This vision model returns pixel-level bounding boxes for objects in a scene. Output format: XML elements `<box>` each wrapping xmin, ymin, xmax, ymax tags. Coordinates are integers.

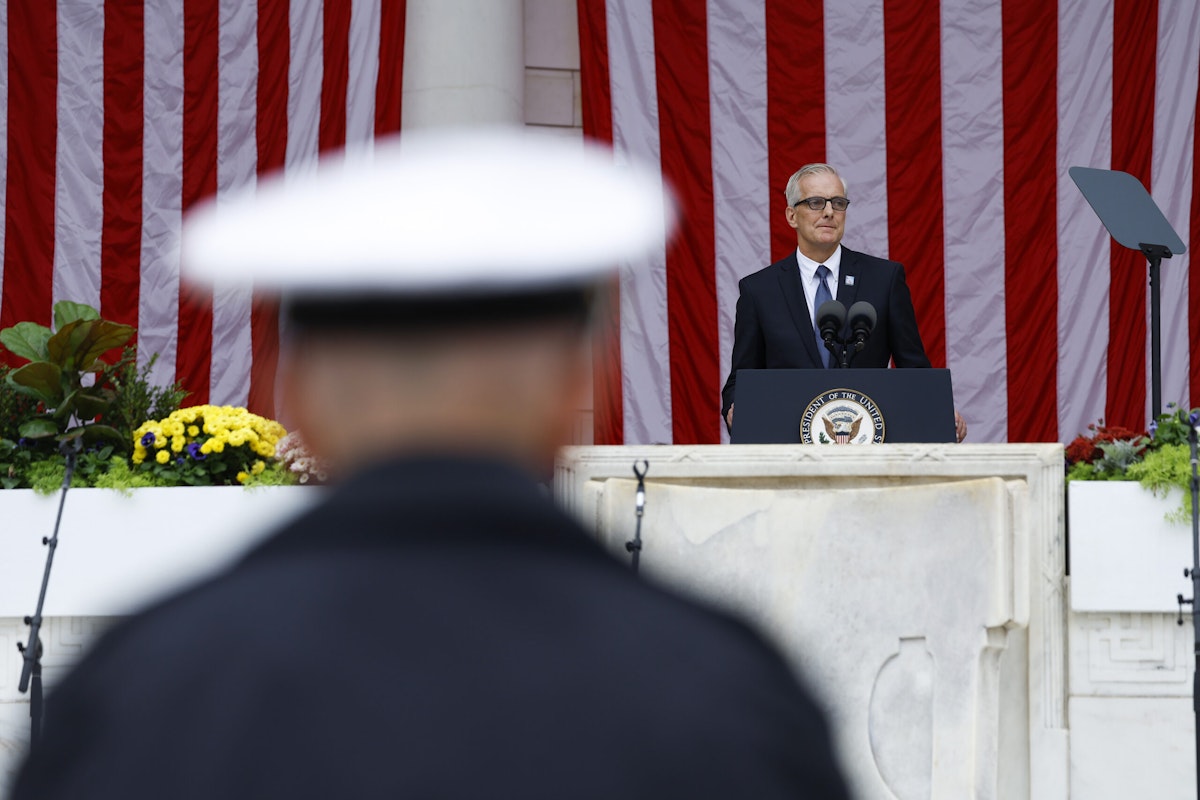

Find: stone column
<box><xmin>402</xmin><ymin>0</ymin><xmax>524</xmax><ymax>128</ymax></box>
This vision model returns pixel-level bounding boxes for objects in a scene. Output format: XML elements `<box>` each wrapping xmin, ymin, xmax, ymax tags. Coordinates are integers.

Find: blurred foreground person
<box><xmin>12</xmin><ymin>131</ymin><xmax>851</xmax><ymax>800</ymax></box>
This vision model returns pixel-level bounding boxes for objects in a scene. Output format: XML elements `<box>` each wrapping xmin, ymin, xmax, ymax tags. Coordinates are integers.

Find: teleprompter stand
<box><xmin>1069</xmin><ymin>166</ymin><xmax>1186</xmax><ymax>419</ymax></box>
<box><xmin>16</xmin><ymin>437</ymin><xmax>83</xmax><ymax>753</ymax></box>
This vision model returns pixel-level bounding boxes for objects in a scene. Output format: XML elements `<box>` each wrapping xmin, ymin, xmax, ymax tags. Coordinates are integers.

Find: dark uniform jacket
<box><xmin>13</xmin><ymin>456</ymin><xmax>851</xmax><ymax>799</ymax></box>
<box><xmin>722</xmin><ymin>247</ymin><xmax>931</xmax><ymax>420</ymax></box>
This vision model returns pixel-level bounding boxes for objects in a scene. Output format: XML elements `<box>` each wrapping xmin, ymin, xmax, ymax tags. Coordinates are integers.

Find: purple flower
<box><xmin>186</xmin><ymin>442</ymin><xmax>206</xmax><ymax>461</ymax></box>
<box><xmin>1191</xmin><ymin>411</ymin><xmax>1200</xmax><ymax>426</ymax></box>
<box><xmin>1149</xmin><ymin>420</ymin><xmax>1158</xmax><ymax>437</ymax></box>
<box><xmin>140</xmin><ymin>432</ymin><xmax>155</xmax><ymax>447</ymax></box>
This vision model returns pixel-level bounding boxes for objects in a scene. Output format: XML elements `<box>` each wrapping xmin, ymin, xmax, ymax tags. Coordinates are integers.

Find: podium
<box><xmin>555</xmin><ymin>443</ymin><xmax>1067</xmax><ymax>800</ymax></box>
<box><xmin>730</xmin><ymin>368</ymin><xmax>957</xmax><ymax>444</ymax></box>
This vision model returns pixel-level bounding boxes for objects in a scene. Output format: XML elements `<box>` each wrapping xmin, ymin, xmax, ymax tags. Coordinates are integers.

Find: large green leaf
<box><xmin>46</xmin><ymin>319</ymin><xmax>134</xmax><ymax>371</ymax></box>
<box><xmin>9</xmin><ymin>362</ymin><xmax>64</xmax><ymax>406</ymax></box>
<box><xmin>19</xmin><ymin>418</ymin><xmax>60</xmax><ymax>439</ymax></box>
<box><xmin>52</xmin><ymin>301</ymin><xmax>100</xmax><ymax>331</ymax></box>
<box><xmin>73</xmin><ymin>389</ymin><xmax>113</xmax><ymax>421</ymax></box>
<box><xmin>73</xmin><ymin>424</ymin><xmax>124</xmax><ymax>445</ymax></box>
<box><xmin>0</xmin><ymin>322</ymin><xmax>52</xmax><ymax>362</ymax></box>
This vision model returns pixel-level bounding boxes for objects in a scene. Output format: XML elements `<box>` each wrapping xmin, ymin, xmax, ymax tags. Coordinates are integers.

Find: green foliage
<box><xmin>0</xmin><ymin>366</ymin><xmax>41</xmax><ymax>442</ymax></box>
<box><xmin>91</xmin><ymin>458</ymin><xmax>176</xmax><ymax>492</ymax></box>
<box><xmin>104</xmin><ymin>349</ymin><xmax>187</xmax><ymax>446</ymax></box>
<box><xmin>1126</xmin><ymin>443</ymin><xmax>1195</xmax><ymax>524</ymax></box>
<box><xmin>0</xmin><ymin>302</ymin><xmax>296</xmax><ymax>493</ymax></box>
<box><xmin>0</xmin><ymin>301</ymin><xmax>135</xmax><ymax>447</ymax></box>
<box><xmin>241</xmin><ymin>462</ymin><xmax>298</xmax><ymax>488</ymax></box>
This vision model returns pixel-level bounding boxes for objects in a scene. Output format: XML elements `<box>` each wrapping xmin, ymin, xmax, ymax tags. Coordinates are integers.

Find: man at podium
<box><xmin>721</xmin><ymin>163</ymin><xmax>966</xmax><ymax>442</ymax></box>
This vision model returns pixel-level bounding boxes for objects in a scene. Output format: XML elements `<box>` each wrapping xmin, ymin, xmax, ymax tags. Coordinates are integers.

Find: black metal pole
<box><xmin>1140</xmin><ymin>243</ymin><xmax>1172</xmax><ymax>420</ymax></box>
<box><xmin>16</xmin><ymin>436</ymin><xmax>82</xmax><ymax>752</ymax></box>
<box><xmin>626</xmin><ymin>460</ymin><xmax>648</xmax><ymax>574</ymax></box>
<box><xmin>1189</xmin><ymin>419</ymin><xmax>1200</xmax><ymax>800</ymax></box>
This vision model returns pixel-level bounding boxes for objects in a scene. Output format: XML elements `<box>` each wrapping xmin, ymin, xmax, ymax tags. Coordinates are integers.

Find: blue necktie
<box><xmin>814</xmin><ymin>264</ymin><xmax>833</xmax><ymax>368</ymax></box>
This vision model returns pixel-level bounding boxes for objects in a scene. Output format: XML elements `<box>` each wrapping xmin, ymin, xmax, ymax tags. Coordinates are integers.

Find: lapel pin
<box><xmin>845</xmin><ymin>275</ymin><xmax>855</xmax><ymax>286</ymax></box>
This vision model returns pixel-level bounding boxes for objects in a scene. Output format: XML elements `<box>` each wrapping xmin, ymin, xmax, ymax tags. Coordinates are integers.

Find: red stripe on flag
<box><xmin>883</xmin><ymin>0</ymin><xmax>946</xmax><ymax>368</ymax></box>
<box><xmin>765</xmin><ymin>0</ymin><xmax>824</xmax><ymax>263</ymax></box>
<box><xmin>375</xmin><ymin>0</ymin><xmax>406</xmax><ymax>135</ymax></box>
<box><xmin>1</xmin><ymin>1</ymin><xmax>57</xmax><ymax>343</ymax></box>
<box><xmin>100</xmin><ymin>1</ymin><xmax>145</xmax><ymax>330</ymax></box>
<box><xmin>1107</xmin><ymin>0</ymin><xmax>1156</xmax><ymax>429</ymax></box>
<box><xmin>1002</xmin><ymin>0</ymin><xmax>1058</xmax><ymax>442</ymax></box>
<box><xmin>178</xmin><ymin>0</ymin><xmax>220</xmax><ymax>406</ymax></box>
<box><xmin>248</xmin><ymin>0</ymin><xmax>291</xmax><ymax>419</ymax></box>
<box><xmin>320</xmin><ymin>0</ymin><xmax>351</xmax><ymax>153</ymax></box>
<box><xmin>652</xmin><ymin>0</ymin><xmax>720</xmax><ymax>444</ymax></box>
<box><xmin>578</xmin><ymin>0</ymin><xmax>613</xmax><ymax>145</ymax></box>
<box><xmin>577</xmin><ymin>0</ymin><xmax>622</xmax><ymax>445</ymax></box>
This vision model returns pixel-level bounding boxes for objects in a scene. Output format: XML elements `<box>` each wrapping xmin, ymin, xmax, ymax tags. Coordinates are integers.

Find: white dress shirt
<box><xmin>796</xmin><ymin>246</ymin><xmax>843</xmax><ymax>327</ymax></box>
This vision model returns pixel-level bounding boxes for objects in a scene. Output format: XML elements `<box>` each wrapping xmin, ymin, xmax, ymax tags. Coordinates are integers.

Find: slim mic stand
<box><xmin>823</xmin><ymin>334</ymin><xmax>868</xmax><ymax>369</ymax></box>
<box><xmin>822</xmin><ymin>336</ymin><xmax>850</xmax><ymax>369</ymax></box>
<box><xmin>626</xmin><ymin>460</ymin><xmax>648</xmax><ymax>574</ymax></box>
<box><xmin>16</xmin><ymin>436</ymin><xmax>83</xmax><ymax>753</ymax></box>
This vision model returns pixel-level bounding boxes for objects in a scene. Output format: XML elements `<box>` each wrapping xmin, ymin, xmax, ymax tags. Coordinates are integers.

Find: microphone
<box><xmin>815</xmin><ymin>300</ymin><xmax>846</xmax><ymax>347</ymax></box>
<box><xmin>847</xmin><ymin>301</ymin><xmax>877</xmax><ymax>352</ymax></box>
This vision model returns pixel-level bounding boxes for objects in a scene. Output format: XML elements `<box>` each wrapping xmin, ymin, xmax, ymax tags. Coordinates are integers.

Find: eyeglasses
<box><xmin>794</xmin><ymin>196</ymin><xmax>850</xmax><ymax>212</ymax></box>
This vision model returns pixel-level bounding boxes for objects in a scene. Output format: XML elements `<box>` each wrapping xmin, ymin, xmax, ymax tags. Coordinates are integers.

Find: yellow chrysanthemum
<box><xmin>171</xmin><ymin>435</ymin><xmax>185</xmax><ymax>453</ymax></box>
<box><xmin>251</xmin><ymin>460</ymin><xmax>265</xmax><ymax>476</ymax></box>
<box><xmin>187</xmin><ymin>425</ymin><xmax>199</xmax><ymax>437</ymax></box>
<box><xmin>236</xmin><ymin>471</ymin><xmax>249</xmax><ymax>484</ymax></box>
<box><xmin>155</xmin><ymin>450</ymin><xmax>170</xmax><ymax>465</ymax></box>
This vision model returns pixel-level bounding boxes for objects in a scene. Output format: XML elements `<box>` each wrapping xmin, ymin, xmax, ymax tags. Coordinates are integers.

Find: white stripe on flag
<box><xmin>211</xmin><ymin>0</ymin><xmax>258</xmax><ymax>407</ymax></box>
<box><xmin>139</xmin><ymin>2</ymin><xmax>185</xmax><ymax>388</ymax></box>
<box><xmin>287</xmin><ymin>0</ymin><xmax>323</xmax><ymax>179</ymax></box>
<box><xmin>1056</xmin><ymin>0</ymin><xmax>1113</xmax><ymax>440</ymax></box>
<box><xmin>824</xmin><ymin>0</ymin><xmax>889</xmax><ymax>259</ymax></box>
<box><xmin>53</xmin><ymin>0</ymin><xmax>105</xmax><ymax>312</ymax></box>
<box><xmin>1152</xmin><ymin>0</ymin><xmax>1200</xmax><ymax>411</ymax></box>
<box><xmin>707</xmin><ymin>0</ymin><xmax>769</xmax><ymax>445</ymax></box>
<box><xmin>607</xmin><ymin>0</ymin><xmax>672</xmax><ymax>445</ymax></box>
<box><xmin>346</xmin><ymin>0</ymin><xmax>382</xmax><ymax>155</ymax></box>
<box><xmin>940</xmin><ymin>0</ymin><xmax>1008</xmax><ymax>442</ymax></box>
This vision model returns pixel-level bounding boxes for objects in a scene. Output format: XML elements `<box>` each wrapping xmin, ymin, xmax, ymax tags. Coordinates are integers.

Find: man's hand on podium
<box><xmin>726</xmin><ymin>404</ymin><xmax>734</xmax><ymax>430</ymax></box>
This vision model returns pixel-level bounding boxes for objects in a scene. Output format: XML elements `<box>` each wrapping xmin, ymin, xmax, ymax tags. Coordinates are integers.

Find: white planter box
<box><xmin>0</xmin><ymin>486</ymin><xmax>322</xmax><ymax>618</ymax></box>
<box><xmin>1069</xmin><ymin>481</ymin><xmax>1191</xmax><ymax>612</ymax></box>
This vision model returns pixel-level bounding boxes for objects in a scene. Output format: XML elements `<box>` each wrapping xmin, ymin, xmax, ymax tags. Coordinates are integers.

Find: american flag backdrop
<box><xmin>579</xmin><ymin>0</ymin><xmax>1200</xmax><ymax>445</ymax></box>
<box><xmin>0</xmin><ymin>0</ymin><xmax>406</xmax><ymax>418</ymax></box>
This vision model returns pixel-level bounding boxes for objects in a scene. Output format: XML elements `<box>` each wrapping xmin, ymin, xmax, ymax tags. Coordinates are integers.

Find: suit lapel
<box><xmin>836</xmin><ymin>247</ymin><xmax>862</xmax><ymax>308</ymax></box>
<box><xmin>775</xmin><ymin>252</ymin><xmax>824</xmax><ymax>366</ymax></box>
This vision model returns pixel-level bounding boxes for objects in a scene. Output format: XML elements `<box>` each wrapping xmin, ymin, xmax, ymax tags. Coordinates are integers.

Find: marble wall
<box><xmin>557</xmin><ymin>443</ymin><xmax>1068</xmax><ymax>800</ymax></box>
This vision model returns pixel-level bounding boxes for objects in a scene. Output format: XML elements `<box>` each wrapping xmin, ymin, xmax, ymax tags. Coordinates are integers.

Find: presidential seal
<box><xmin>799</xmin><ymin>389</ymin><xmax>886</xmax><ymax>444</ymax></box>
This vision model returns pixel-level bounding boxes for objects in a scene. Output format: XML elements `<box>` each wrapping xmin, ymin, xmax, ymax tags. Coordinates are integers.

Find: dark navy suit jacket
<box><xmin>14</xmin><ymin>456</ymin><xmax>851</xmax><ymax>800</ymax></box>
<box><xmin>721</xmin><ymin>247</ymin><xmax>931</xmax><ymax>420</ymax></box>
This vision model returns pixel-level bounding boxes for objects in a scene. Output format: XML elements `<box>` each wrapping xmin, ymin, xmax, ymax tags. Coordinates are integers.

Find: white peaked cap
<box><xmin>181</xmin><ymin>128</ymin><xmax>675</xmax><ymax>293</ymax></box>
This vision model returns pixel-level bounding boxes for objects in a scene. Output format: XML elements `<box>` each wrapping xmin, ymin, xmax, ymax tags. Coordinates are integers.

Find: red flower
<box><xmin>1065</xmin><ymin>435</ymin><xmax>1101</xmax><ymax>465</ymax></box>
